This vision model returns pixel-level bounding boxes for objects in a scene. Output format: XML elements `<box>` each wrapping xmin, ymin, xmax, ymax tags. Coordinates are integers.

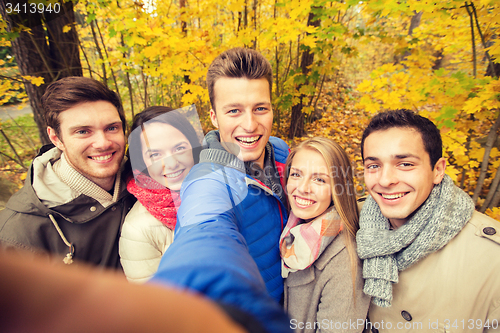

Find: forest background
<box><xmin>0</xmin><ymin>0</ymin><xmax>499</xmax><ymax>219</ymax></box>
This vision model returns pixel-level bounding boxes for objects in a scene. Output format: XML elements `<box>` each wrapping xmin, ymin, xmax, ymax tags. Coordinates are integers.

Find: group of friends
<box><xmin>1</xmin><ymin>47</ymin><xmax>499</xmax><ymax>333</ymax></box>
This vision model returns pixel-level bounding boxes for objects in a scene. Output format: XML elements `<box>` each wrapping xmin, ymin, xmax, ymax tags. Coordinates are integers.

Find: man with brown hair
<box><xmin>0</xmin><ymin>76</ymin><xmax>135</xmax><ymax>269</ymax></box>
<box><xmin>357</xmin><ymin>109</ymin><xmax>500</xmax><ymax>332</ymax></box>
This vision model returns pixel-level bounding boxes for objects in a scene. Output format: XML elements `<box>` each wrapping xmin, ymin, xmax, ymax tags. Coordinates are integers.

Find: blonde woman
<box><xmin>280</xmin><ymin>137</ymin><xmax>370</xmax><ymax>333</ymax></box>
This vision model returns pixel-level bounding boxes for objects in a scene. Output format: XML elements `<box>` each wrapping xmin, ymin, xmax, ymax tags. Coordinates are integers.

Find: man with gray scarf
<box><xmin>357</xmin><ymin>109</ymin><xmax>500</xmax><ymax>332</ymax></box>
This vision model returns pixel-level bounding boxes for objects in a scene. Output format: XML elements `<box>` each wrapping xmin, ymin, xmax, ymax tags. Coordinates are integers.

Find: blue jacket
<box><xmin>151</xmin><ymin>134</ymin><xmax>291</xmax><ymax>333</ymax></box>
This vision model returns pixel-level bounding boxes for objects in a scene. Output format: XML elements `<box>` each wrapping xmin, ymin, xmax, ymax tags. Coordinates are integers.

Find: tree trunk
<box><xmin>465</xmin><ymin>3</ymin><xmax>477</xmax><ymax>78</ymax></box>
<box><xmin>44</xmin><ymin>1</ymin><xmax>82</xmax><ymax>78</ymax></box>
<box><xmin>252</xmin><ymin>0</ymin><xmax>258</xmax><ymax>49</ymax></box>
<box><xmin>396</xmin><ymin>11</ymin><xmax>422</xmax><ymax>65</ymax></box>
<box><xmin>408</xmin><ymin>11</ymin><xmax>422</xmax><ymax>35</ymax></box>
<box><xmin>472</xmin><ymin>111</ymin><xmax>500</xmax><ymax>205</ymax></box>
<box><xmin>180</xmin><ymin>0</ymin><xmax>191</xmax><ymax>92</ymax></box>
<box><xmin>0</xmin><ymin>0</ymin><xmax>82</xmax><ymax>146</ymax></box>
<box><xmin>120</xmin><ymin>33</ymin><xmax>135</xmax><ymax>117</ymax></box>
<box><xmin>90</xmin><ymin>20</ymin><xmax>107</xmax><ymax>85</ymax></box>
<box><xmin>470</xmin><ymin>3</ymin><xmax>497</xmax><ymax>77</ymax></box>
<box><xmin>288</xmin><ymin>8</ymin><xmax>321</xmax><ymax>139</ymax></box>
<box><xmin>180</xmin><ymin>0</ymin><xmax>188</xmax><ymax>35</ymax></box>
<box><xmin>486</xmin><ymin>62</ymin><xmax>500</xmax><ymax>78</ymax></box>
<box><xmin>481</xmin><ymin>161</ymin><xmax>500</xmax><ymax>212</ymax></box>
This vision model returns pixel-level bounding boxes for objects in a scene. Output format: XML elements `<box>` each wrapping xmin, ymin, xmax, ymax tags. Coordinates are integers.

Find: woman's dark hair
<box><xmin>128</xmin><ymin>106</ymin><xmax>202</xmax><ymax>177</ymax></box>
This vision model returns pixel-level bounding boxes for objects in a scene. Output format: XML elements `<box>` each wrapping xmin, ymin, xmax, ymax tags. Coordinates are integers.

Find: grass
<box><xmin>0</xmin><ymin>113</ymin><xmax>41</xmax><ymax>189</ymax></box>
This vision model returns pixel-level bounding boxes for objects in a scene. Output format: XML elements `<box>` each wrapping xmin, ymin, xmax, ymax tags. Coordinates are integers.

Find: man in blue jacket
<box><xmin>152</xmin><ymin>48</ymin><xmax>291</xmax><ymax>332</ymax></box>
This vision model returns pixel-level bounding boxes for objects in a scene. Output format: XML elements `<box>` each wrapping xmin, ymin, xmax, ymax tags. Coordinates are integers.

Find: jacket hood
<box><xmin>5</xmin><ymin>145</ymin><xmax>130</xmax><ymax>223</ymax></box>
<box><xmin>5</xmin><ymin>145</ymin><xmax>63</xmax><ymax>217</ymax></box>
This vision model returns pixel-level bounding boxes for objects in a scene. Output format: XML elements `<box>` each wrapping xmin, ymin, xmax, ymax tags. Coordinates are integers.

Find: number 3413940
<box><xmin>6</xmin><ymin>2</ymin><xmax>61</xmax><ymax>14</ymax></box>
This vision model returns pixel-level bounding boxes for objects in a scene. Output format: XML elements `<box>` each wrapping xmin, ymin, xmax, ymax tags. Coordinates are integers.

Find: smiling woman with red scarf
<box><xmin>119</xmin><ymin>106</ymin><xmax>202</xmax><ymax>283</ymax></box>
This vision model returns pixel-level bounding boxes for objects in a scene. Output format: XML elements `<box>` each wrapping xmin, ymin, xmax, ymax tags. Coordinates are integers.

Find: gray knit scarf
<box><xmin>356</xmin><ymin>175</ymin><xmax>474</xmax><ymax>307</ymax></box>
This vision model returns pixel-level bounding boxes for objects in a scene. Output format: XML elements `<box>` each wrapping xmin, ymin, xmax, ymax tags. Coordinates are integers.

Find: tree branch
<box><xmin>473</xmin><ymin>110</ymin><xmax>500</xmax><ymax>205</ymax></box>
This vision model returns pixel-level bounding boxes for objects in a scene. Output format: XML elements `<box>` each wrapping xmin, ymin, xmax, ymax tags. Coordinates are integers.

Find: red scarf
<box><xmin>126</xmin><ymin>172</ymin><xmax>181</xmax><ymax>230</ymax></box>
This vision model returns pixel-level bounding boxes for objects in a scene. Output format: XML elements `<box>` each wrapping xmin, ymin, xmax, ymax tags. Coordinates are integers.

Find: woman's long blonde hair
<box><xmin>285</xmin><ymin>137</ymin><xmax>360</xmax><ymax>292</ymax></box>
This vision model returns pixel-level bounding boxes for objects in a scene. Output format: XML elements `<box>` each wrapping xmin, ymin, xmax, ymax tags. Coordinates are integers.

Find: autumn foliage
<box><xmin>0</xmin><ymin>0</ymin><xmax>499</xmax><ymax>218</ymax></box>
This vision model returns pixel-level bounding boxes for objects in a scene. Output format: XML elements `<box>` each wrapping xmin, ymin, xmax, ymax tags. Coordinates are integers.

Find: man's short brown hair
<box><xmin>206</xmin><ymin>48</ymin><xmax>273</xmax><ymax>111</ymax></box>
<box><xmin>42</xmin><ymin>76</ymin><xmax>126</xmax><ymax>137</ymax></box>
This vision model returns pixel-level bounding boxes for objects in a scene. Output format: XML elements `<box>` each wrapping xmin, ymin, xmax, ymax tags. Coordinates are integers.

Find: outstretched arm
<box><xmin>0</xmin><ymin>250</ymin><xmax>246</xmax><ymax>333</ymax></box>
<box><xmin>151</xmin><ymin>165</ymin><xmax>291</xmax><ymax>333</ymax></box>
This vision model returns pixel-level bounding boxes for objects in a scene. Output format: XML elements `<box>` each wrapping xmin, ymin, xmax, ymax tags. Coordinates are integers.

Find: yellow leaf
<box><xmin>390</xmin><ymin>72</ymin><xmax>409</xmax><ymax>90</ymax></box>
<box><xmin>30</xmin><ymin>76</ymin><xmax>44</xmax><ymax>86</ymax></box>
<box><xmin>485</xmin><ymin>208</ymin><xmax>500</xmax><ymax>222</ymax></box>
<box><xmin>469</xmin><ymin>147</ymin><xmax>485</xmax><ymax>161</ymax></box>
<box><xmin>468</xmin><ymin>160</ymin><xmax>480</xmax><ymax>168</ymax></box>
<box><xmin>143</xmin><ymin>46</ymin><xmax>160</xmax><ymax>59</ymax></box>
<box><xmin>373</xmin><ymin>89</ymin><xmax>390</xmax><ymax>104</ymax></box>
<box><xmin>357</xmin><ymin>80</ymin><xmax>373</xmax><ymax>93</ymax></box>
<box><xmin>454</xmin><ymin>154</ymin><xmax>469</xmax><ymax>167</ymax></box>
<box><xmin>21</xmin><ymin>76</ymin><xmax>44</xmax><ymax>86</ymax></box>
<box><xmin>463</xmin><ymin>97</ymin><xmax>483</xmax><ymax>114</ymax></box>
<box><xmin>63</xmin><ymin>24</ymin><xmax>72</xmax><ymax>33</ymax></box>
<box><xmin>446</xmin><ymin>166</ymin><xmax>460</xmax><ymax>183</ymax></box>
<box><xmin>131</xmin><ymin>35</ymin><xmax>147</xmax><ymax>46</ymax></box>
<box><xmin>356</xmin><ymin>95</ymin><xmax>380</xmax><ymax>113</ymax></box>
<box><xmin>301</xmin><ymin>35</ymin><xmax>317</xmax><ymax>49</ymax></box>
<box><xmin>380</xmin><ymin>63</ymin><xmax>398</xmax><ymax>73</ymax></box>
<box><xmin>372</xmin><ymin>77</ymin><xmax>388</xmax><ymax>90</ymax></box>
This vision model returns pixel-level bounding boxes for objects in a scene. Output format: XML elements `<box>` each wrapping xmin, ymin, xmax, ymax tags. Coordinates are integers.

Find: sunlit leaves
<box><xmin>1</xmin><ymin>0</ymin><xmax>497</xmax><ymax>207</ymax></box>
<box><xmin>21</xmin><ymin>76</ymin><xmax>44</xmax><ymax>86</ymax></box>
<box><xmin>354</xmin><ymin>0</ymin><xmax>500</xmax><ymax>199</ymax></box>
<box><xmin>486</xmin><ymin>207</ymin><xmax>500</xmax><ymax>221</ymax></box>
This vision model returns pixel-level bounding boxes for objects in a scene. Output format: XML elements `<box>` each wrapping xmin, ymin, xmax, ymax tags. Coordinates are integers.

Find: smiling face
<box><xmin>47</xmin><ymin>101</ymin><xmax>125</xmax><ymax>191</ymax></box>
<box><xmin>287</xmin><ymin>148</ymin><xmax>332</xmax><ymax>222</ymax></box>
<box><xmin>140</xmin><ymin>122</ymin><xmax>195</xmax><ymax>191</ymax></box>
<box><xmin>210</xmin><ymin>77</ymin><xmax>273</xmax><ymax>169</ymax></box>
<box><xmin>363</xmin><ymin>127</ymin><xmax>446</xmax><ymax>229</ymax></box>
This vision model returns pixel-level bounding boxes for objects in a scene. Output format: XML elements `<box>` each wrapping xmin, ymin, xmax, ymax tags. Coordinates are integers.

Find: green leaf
<box><xmin>294</xmin><ymin>74</ymin><xmax>307</xmax><ymax>85</ymax></box>
<box><xmin>309</xmin><ymin>70</ymin><xmax>321</xmax><ymax>82</ymax></box>
<box><xmin>436</xmin><ymin>105</ymin><xmax>458</xmax><ymax>129</ymax></box>
<box><xmin>86</xmin><ymin>13</ymin><xmax>97</xmax><ymax>23</ymax></box>
<box><xmin>451</xmin><ymin>71</ymin><xmax>475</xmax><ymax>91</ymax></box>
<box><xmin>434</xmin><ymin>68</ymin><xmax>447</xmax><ymax>77</ymax></box>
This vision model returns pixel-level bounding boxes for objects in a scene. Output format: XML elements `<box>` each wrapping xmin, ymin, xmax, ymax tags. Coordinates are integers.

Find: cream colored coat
<box><xmin>285</xmin><ymin>233</ymin><xmax>371</xmax><ymax>333</ymax></box>
<box><xmin>366</xmin><ymin>212</ymin><xmax>500</xmax><ymax>333</ymax></box>
<box><xmin>119</xmin><ymin>201</ymin><xmax>174</xmax><ymax>283</ymax></box>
